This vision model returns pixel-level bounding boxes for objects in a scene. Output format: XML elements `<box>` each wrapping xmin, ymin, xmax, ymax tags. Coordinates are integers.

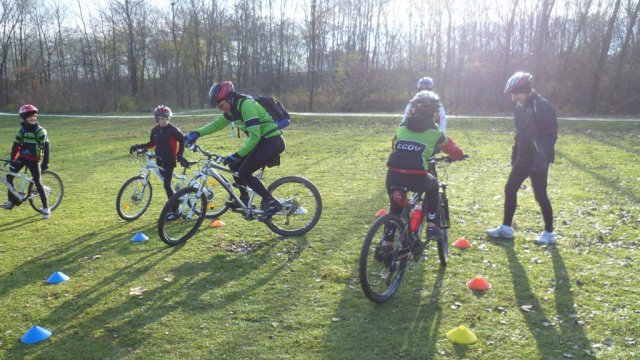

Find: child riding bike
<box><xmin>2</xmin><ymin>104</ymin><xmax>51</xmax><ymax>219</ymax></box>
<box><xmin>383</xmin><ymin>91</ymin><xmax>464</xmax><ymax>251</ymax></box>
<box><xmin>129</xmin><ymin>105</ymin><xmax>189</xmax><ymax>217</ymax></box>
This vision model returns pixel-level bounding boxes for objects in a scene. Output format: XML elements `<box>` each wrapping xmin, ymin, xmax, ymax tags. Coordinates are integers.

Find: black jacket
<box><xmin>141</xmin><ymin>123</ymin><xmax>185</xmax><ymax>165</ymax></box>
<box><xmin>511</xmin><ymin>92</ymin><xmax>558</xmax><ymax>167</ymax></box>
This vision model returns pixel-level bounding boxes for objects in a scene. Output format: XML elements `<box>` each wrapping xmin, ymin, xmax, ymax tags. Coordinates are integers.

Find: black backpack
<box><xmin>252</xmin><ymin>96</ymin><xmax>291</xmax><ymax>130</ymax></box>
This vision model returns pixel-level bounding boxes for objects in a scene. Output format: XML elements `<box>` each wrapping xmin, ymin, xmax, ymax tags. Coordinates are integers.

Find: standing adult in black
<box><xmin>487</xmin><ymin>72</ymin><xmax>558</xmax><ymax>245</ymax></box>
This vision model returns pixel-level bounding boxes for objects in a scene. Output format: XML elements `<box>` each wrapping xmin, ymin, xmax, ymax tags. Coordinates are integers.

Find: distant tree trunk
<box><xmin>307</xmin><ymin>0</ymin><xmax>317</xmax><ymax>111</ymax></box>
<box><xmin>589</xmin><ymin>0</ymin><xmax>621</xmax><ymax>113</ymax></box>
<box><xmin>500</xmin><ymin>0</ymin><xmax>520</xmax><ymax>112</ymax></box>
<box><xmin>534</xmin><ymin>0</ymin><xmax>555</xmax><ymax>82</ymax></box>
<box><xmin>610</xmin><ymin>0</ymin><xmax>640</xmax><ymax>108</ymax></box>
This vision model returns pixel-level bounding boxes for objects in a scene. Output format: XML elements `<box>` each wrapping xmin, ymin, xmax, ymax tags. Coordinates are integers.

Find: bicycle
<box><xmin>116</xmin><ymin>149</ymin><xmax>201</xmax><ymax>220</ymax></box>
<box><xmin>0</xmin><ymin>160</ymin><xmax>64</xmax><ymax>213</ymax></box>
<box><xmin>157</xmin><ymin>143</ymin><xmax>322</xmax><ymax>246</ymax></box>
<box><xmin>359</xmin><ymin>155</ymin><xmax>466</xmax><ymax>303</ymax></box>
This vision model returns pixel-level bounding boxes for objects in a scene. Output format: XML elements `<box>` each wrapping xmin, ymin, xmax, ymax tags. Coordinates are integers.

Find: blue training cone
<box><xmin>20</xmin><ymin>325</ymin><xmax>52</xmax><ymax>344</ymax></box>
<box><xmin>46</xmin><ymin>271</ymin><xmax>70</xmax><ymax>284</ymax></box>
<box><xmin>131</xmin><ymin>232</ymin><xmax>149</xmax><ymax>242</ymax></box>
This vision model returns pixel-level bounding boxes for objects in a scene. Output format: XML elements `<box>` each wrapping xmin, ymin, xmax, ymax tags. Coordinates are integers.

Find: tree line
<box><xmin>1</xmin><ymin>0</ymin><xmax>638</xmax><ymax>115</ymax></box>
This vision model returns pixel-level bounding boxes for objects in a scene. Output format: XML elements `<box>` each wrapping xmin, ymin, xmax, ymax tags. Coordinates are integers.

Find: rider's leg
<box><xmin>26</xmin><ymin>160</ymin><xmax>48</xmax><ymax>209</ymax></box>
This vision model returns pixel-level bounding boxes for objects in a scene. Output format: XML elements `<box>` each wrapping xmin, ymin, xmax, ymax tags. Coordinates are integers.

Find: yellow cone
<box><xmin>209</xmin><ymin>219</ymin><xmax>225</xmax><ymax>228</ymax></box>
<box><xmin>447</xmin><ymin>325</ymin><xmax>478</xmax><ymax>345</ymax></box>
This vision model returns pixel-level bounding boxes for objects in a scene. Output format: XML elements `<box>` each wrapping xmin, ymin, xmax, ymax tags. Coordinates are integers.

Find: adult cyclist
<box><xmin>184</xmin><ymin>81</ymin><xmax>285</xmax><ymax>218</ymax></box>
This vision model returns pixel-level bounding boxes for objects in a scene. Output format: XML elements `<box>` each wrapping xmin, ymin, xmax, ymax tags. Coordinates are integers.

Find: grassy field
<box><xmin>0</xmin><ymin>113</ymin><xmax>638</xmax><ymax>359</ymax></box>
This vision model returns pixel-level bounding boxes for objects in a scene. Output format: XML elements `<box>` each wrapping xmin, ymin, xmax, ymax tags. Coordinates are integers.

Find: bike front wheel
<box><xmin>29</xmin><ymin>170</ymin><xmax>64</xmax><ymax>213</ymax></box>
<box><xmin>359</xmin><ymin>214</ymin><xmax>408</xmax><ymax>303</ymax></box>
<box><xmin>158</xmin><ymin>186</ymin><xmax>207</xmax><ymax>246</ymax></box>
<box><xmin>116</xmin><ymin>176</ymin><xmax>152</xmax><ymax>220</ymax></box>
<box><xmin>201</xmin><ymin>176</ymin><xmax>231</xmax><ymax>219</ymax></box>
<box><xmin>437</xmin><ymin>193</ymin><xmax>449</xmax><ymax>267</ymax></box>
<box><xmin>262</xmin><ymin>176</ymin><xmax>322</xmax><ymax>236</ymax></box>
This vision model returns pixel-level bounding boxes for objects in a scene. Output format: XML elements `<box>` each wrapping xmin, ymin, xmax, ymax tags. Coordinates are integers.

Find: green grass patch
<box><xmin>0</xmin><ymin>114</ymin><xmax>638</xmax><ymax>359</ymax></box>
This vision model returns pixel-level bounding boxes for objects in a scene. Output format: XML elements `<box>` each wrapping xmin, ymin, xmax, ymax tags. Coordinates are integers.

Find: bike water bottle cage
<box><xmin>390</xmin><ymin>186</ymin><xmax>409</xmax><ymax>208</ymax></box>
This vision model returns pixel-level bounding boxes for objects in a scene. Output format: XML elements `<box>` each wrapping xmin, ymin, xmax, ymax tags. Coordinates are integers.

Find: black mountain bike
<box><xmin>359</xmin><ymin>155</ymin><xmax>466</xmax><ymax>303</ymax></box>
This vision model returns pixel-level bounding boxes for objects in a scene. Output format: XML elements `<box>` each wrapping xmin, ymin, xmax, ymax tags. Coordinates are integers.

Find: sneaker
<box><xmin>165</xmin><ymin>212</ymin><xmax>179</xmax><ymax>221</ymax></box>
<box><xmin>486</xmin><ymin>225</ymin><xmax>515</xmax><ymax>239</ymax></box>
<box><xmin>534</xmin><ymin>231</ymin><xmax>556</xmax><ymax>245</ymax></box>
<box><xmin>262</xmin><ymin>198</ymin><xmax>283</xmax><ymax>218</ymax></box>
<box><xmin>1</xmin><ymin>200</ymin><xmax>14</xmax><ymax>210</ymax></box>
<box><xmin>226</xmin><ymin>196</ymin><xmax>249</xmax><ymax>210</ymax></box>
<box><xmin>42</xmin><ymin>208</ymin><xmax>51</xmax><ymax>219</ymax></box>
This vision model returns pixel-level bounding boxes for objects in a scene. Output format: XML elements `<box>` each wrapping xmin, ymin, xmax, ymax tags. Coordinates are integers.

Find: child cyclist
<box><xmin>2</xmin><ymin>104</ymin><xmax>51</xmax><ymax>219</ymax></box>
<box><xmin>129</xmin><ymin>105</ymin><xmax>189</xmax><ymax>217</ymax></box>
<box><xmin>383</xmin><ymin>91</ymin><xmax>464</xmax><ymax>252</ymax></box>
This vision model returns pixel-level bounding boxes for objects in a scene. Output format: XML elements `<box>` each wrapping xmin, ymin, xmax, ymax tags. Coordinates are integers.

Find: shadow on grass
<box><xmin>495</xmin><ymin>239</ymin><xmax>596</xmax><ymax>359</ymax></box>
<box><xmin>557</xmin><ymin>149</ymin><xmax>638</xmax><ymax>204</ymax></box>
<box><xmin>4</xmin><ymin>226</ymin><xmax>306</xmax><ymax>358</ymax></box>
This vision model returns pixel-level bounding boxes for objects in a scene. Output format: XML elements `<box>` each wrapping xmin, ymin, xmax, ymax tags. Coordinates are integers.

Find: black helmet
<box><xmin>208</xmin><ymin>81</ymin><xmax>235</xmax><ymax>107</ymax></box>
<box><xmin>504</xmin><ymin>72</ymin><xmax>533</xmax><ymax>94</ymax></box>
<box><xmin>409</xmin><ymin>91</ymin><xmax>440</xmax><ymax>116</ymax></box>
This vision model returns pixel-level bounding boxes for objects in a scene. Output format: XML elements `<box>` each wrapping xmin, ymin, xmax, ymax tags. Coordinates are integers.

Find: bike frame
<box><xmin>132</xmin><ymin>150</ymin><xmax>190</xmax><ymax>187</ymax></box>
<box><xmin>186</xmin><ymin>144</ymin><xmax>266</xmax><ymax>219</ymax></box>
<box><xmin>0</xmin><ymin>163</ymin><xmax>39</xmax><ymax>202</ymax></box>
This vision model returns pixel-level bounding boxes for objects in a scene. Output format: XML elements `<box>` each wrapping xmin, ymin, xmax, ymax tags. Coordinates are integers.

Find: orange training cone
<box><xmin>447</xmin><ymin>325</ymin><xmax>478</xmax><ymax>345</ymax></box>
<box><xmin>466</xmin><ymin>276</ymin><xmax>492</xmax><ymax>291</ymax></box>
<box><xmin>453</xmin><ymin>237</ymin><xmax>472</xmax><ymax>249</ymax></box>
<box><xmin>209</xmin><ymin>219</ymin><xmax>225</xmax><ymax>228</ymax></box>
<box><xmin>375</xmin><ymin>208</ymin><xmax>388</xmax><ymax>217</ymax></box>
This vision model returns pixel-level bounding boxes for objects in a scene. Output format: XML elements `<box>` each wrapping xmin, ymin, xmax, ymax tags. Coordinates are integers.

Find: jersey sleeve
<box><xmin>198</xmin><ymin>114</ymin><xmax>230</xmax><ymax>136</ymax></box>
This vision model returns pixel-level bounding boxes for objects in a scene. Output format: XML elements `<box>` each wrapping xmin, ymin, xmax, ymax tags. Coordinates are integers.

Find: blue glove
<box><xmin>184</xmin><ymin>131</ymin><xmax>200</xmax><ymax>144</ymax></box>
<box><xmin>41</xmin><ymin>163</ymin><xmax>48</xmax><ymax>171</ymax></box>
<box><xmin>223</xmin><ymin>153</ymin><xmax>242</xmax><ymax>166</ymax></box>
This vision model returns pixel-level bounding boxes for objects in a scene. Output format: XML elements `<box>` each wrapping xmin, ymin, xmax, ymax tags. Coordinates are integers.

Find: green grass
<box><xmin>0</xmin><ymin>114</ymin><xmax>638</xmax><ymax>359</ymax></box>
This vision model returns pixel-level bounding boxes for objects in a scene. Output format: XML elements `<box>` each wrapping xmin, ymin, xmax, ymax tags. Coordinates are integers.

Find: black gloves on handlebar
<box><xmin>129</xmin><ymin>144</ymin><xmax>141</xmax><ymax>154</ymax></box>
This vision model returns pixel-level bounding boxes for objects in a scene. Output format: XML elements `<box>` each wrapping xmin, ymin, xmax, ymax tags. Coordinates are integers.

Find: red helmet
<box><xmin>504</xmin><ymin>72</ymin><xmax>533</xmax><ymax>94</ymax></box>
<box><xmin>154</xmin><ymin>105</ymin><xmax>172</xmax><ymax>118</ymax></box>
<box><xmin>19</xmin><ymin>104</ymin><xmax>39</xmax><ymax>119</ymax></box>
<box><xmin>208</xmin><ymin>81</ymin><xmax>235</xmax><ymax>107</ymax></box>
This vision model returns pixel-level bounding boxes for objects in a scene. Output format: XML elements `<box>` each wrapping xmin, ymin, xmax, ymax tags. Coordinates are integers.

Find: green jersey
<box><xmin>198</xmin><ymin>97</ymin><xmax>281</xmax><ymax>157</ymax></box>
<box><xmin>387</xmin><ymin>125</ymin><xmax>447</xmax><ymax>171</ymax></box>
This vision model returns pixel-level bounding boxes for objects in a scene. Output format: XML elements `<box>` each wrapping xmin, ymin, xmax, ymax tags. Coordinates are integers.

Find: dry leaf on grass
<box><xmin>129</xmin><ymin>286</ymin><xmax>147</xmax><ymax>297</ymax></box>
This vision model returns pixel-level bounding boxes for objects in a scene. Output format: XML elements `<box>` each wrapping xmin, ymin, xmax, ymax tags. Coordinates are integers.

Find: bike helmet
<box><xmin>417</xmin><ymin>77</ymin><xmax>434</xmax><ymax>90</ymax></box>
<box><xmin>410</xmin><ymin>91</ymin><xmax>440</xmax><ymax>116</ymax></box>
<box><xmin>19</xmin><ymin>104</ymin><xmax>38</xmax><ymax>119</ymax></box>
<box><xmin>154</xmin><ymin>105</ymin><xmax>172</xmax><ymax>118</ymax></box>
<box><xmin>504</xmin><ymin>71</ymin><xmax>533</xmax><ymax>94</ymax></box>
<box><xmin>208</xmin><ymin>81</ymin><xmax>235</xmax><ymax>107</ymax></box>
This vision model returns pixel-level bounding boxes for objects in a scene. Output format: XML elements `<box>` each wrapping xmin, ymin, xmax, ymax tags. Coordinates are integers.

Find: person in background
<box><xmin>183</xmin><ymin>81</ymin><xmax>285</xmax><ymax>219</ymax></box>
<box><xmin>129</xmin><ymin>105</ymin><xmax>188</xmax><ymax>218</ymax></box>
<box><xmin>2</xmin><ymin>104</ymin><xmax>51</xmax><ymax>219</ymax></box>
<box><xmin>486</xmin><ymin>72</ymin><xmax>558</xmax><ymax>245</ymax></box>
<box><xmin>402</xmin><ymin>76</ymin><xmax>447</xmax><ymax>134</ymax></box>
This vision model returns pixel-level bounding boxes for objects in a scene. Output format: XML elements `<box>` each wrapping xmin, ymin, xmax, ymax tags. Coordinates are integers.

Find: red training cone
<box><xmin>466</xmin><ymin>276</ymin><xmax>492</xmax><ymax>291</ymax></box>
<box><xmin>453</xmin><ymin>237</ymin><xmax>472</xmax><ymax>249</ymax></box>
<box><xmin>209</xmin><ymin>219</ymin><xmax>225</xmax><ymax>228</ymax></box>
<box><xmin>375</xmin><ymin>208</ymin><xmax>388</xmax><ymax>217</ymax></box>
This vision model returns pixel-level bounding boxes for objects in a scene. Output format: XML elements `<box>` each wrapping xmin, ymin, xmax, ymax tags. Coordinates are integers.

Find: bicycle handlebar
<box><xmin>187</xmin><ymin>143</ymin><xmax>224</xmax><ymax>164</ymax></box>
<box><xmin>431</xmin><ymin>154</ymin><xmax>469</xmax><ymax>163</ymax></box>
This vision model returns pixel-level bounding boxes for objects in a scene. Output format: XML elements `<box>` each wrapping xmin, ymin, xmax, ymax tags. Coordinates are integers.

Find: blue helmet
<box><xmin>504</xmin><ymin>72</ymin><xmax>533</xmax><ymax>94</ymax></box>
<box><xmin>417</xmin><ymin>77</ymin><xmax>434</xmax><ymax>90</ymax></box>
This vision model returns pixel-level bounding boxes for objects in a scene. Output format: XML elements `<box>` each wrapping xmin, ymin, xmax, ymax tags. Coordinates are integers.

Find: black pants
<box><xmin>229</xmin><ymin>135</ymin><xmax>286</xmax><ymax>200</ymax></box>
<box><xmin>157</xmin><ymin>158</ymin><xmax>176</xmax><ymax>200</ymax></box>
<box><xmin>7</xmin><ymin>159</ymin><xmax>48</xmax><ymax>208</ymax></box>
<box><xmin>503</xmin><ymin>164</ymin><xmax>553</xmax><ymax>232</ymax></box>
<box><xmin>385</xmin><ymin>171</ymin><xmax>439</xmax><ymax>224</ymax></box>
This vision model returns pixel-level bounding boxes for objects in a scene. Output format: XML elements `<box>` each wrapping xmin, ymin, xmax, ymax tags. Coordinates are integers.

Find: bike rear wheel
<box><xmin>29</xmin><ymin>170</ymin><xmax>64</xmax><ymax>213</ymax></box>
<box><xmin>262</xmin><ymin>176</ymin><xmax>322</xmax><ymax>236</ymax></box>
<box><xmin>359</xmin><ymin>214</ymin><xmax>408</xmax><ymax>303</ymax></box>
<box><xmin>116</xmin><ymin>176</ymin><xmax>152</xmax><ymax>220</ymax></box>
<box><xmin>437</xmin><ymin>193</ymin><xmax>449</xmax><ymax>267</ymax></box>
<box><xmin>158</xmin><ymin>187</ymin><xmax>207</xmax><ymax>246</ymax></box>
